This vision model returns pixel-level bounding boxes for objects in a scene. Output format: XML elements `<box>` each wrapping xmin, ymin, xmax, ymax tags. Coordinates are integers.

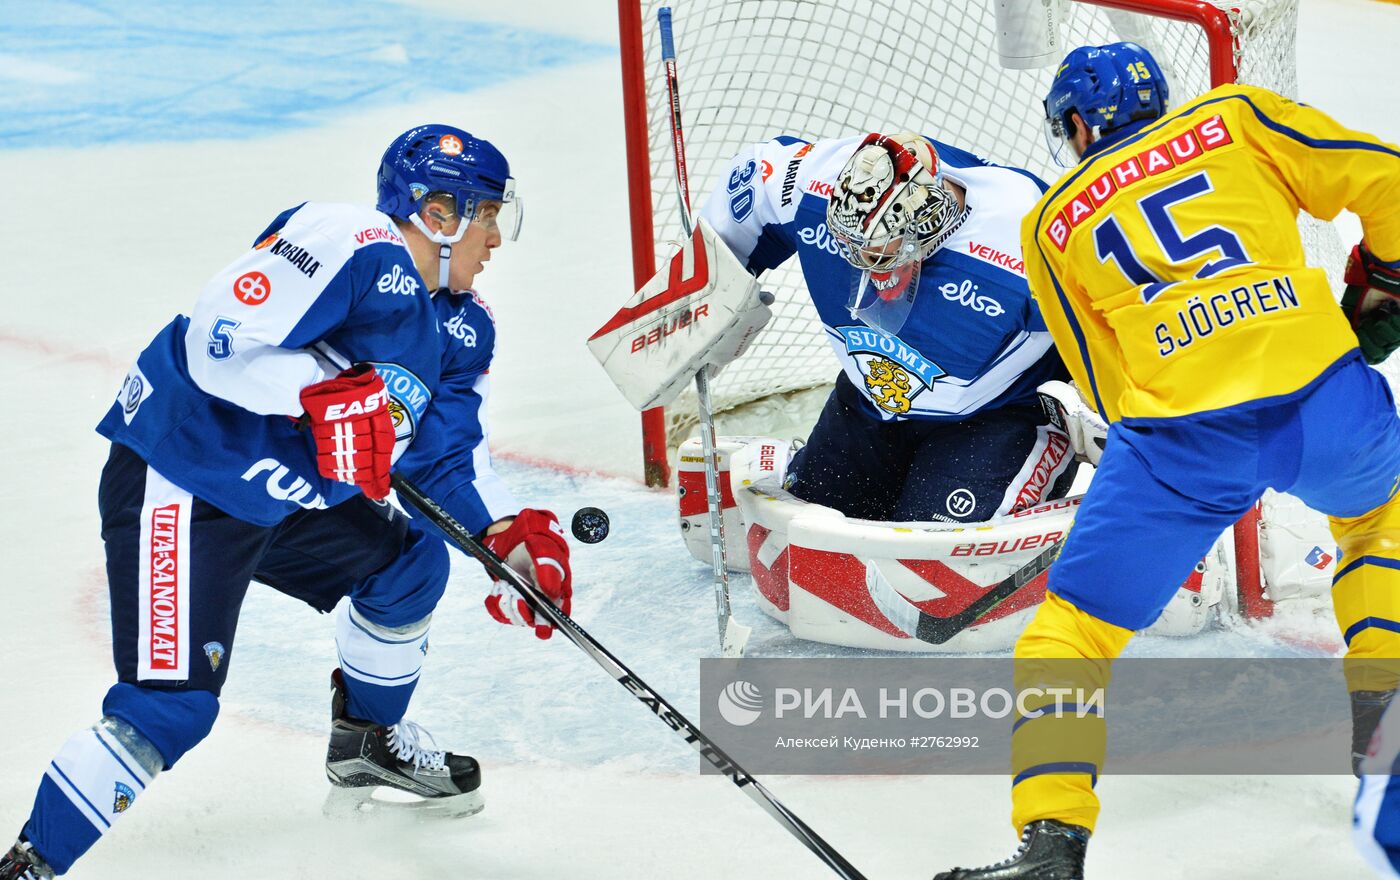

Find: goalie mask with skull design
<box><xmin>826</xmin><ymin>132</ymin><xmax>961</xmax><ymax>272</ymax></box>
<box><xmin>827</xmin><ymin>133</ymin><xmax>964</xmax><ymax>336</ymax></box>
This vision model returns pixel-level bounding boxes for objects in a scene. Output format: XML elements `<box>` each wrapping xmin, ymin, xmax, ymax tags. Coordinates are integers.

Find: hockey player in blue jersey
<box><xmin>0</xmin><ymin>125</ymin><xmax>574</xmax><ymax>879</ymax></box>
<box><xmin>698</xmin><ymin>132</ymin><xmax>1076</xmax><ymax>524</ymax></box>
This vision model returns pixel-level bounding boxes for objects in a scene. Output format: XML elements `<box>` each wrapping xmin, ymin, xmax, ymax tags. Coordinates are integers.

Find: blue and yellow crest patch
<box><xmin>114</xmin><ymin>781</ymin><xmax>135</xmax><ymax>814</ymax></box>
<box><xmin>203</xmin><ymin>641</ymin><xmax>225</xmax><ymax>672</ymax></box>
<box><xmin>840</xmin><ymin>327</ymin><xmax>946</xmax><ymax>414</ymax></box>
<box><xmin>367</xmin><ymin>362</ymin><xmax>432</xmax><ymax>456</ymax></box>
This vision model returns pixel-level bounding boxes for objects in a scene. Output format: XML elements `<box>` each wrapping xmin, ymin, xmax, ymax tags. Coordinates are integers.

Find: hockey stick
<box><xmin>659</xmin><ymin>6</ymin><xmax>751</xmax><ymax>658</ymax></box>
<box><xmin>390</xmin><ymin>474</ymin><xmax>869</xmax><ymax>880</ymax></box>
<box><xmin>864</xmin><ymin>538</ymin><xmax>1065</xmax><ymax>645</ymax></box>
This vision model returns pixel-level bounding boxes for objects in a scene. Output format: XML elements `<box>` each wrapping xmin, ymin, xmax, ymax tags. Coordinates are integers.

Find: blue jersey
<box><xmin>396</xmin><ymin>289</ymin><xmax>517</xmax><ymax>533</ymax></box>
<box><xmin>699</xmin><ymin>134</ymin><xmax>1064</xmax><ymax>422</ymax></box>
<box><xmin>98</xmin><ymin>202</ymin><xmax>516</xmax><ymax>532</ymax></box>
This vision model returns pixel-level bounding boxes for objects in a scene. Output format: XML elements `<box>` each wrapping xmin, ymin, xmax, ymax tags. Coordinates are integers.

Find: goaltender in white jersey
<box><xmin>696</xmin><ymin>132</ymin><xmax>1075</xmax><ymax>523</ymax></box>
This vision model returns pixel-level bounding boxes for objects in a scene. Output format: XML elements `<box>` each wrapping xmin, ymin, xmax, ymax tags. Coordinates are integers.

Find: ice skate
<box><xmin>1353</xmin><ymin>689</ymin><xmax>1396</xmax><ymax>775</ymax></box>
<box><xmin>0</xmin><ymin>838</ymin><xmax>53</xmax><ymax>880</ymax></box>
<box><xmin>934</xmin><ymin>819</ymin><xmax>1089</xmax><ymax>880</ymax></box>
<box><xmin>323</xmin><ymin>669</ymin><xmax>483</xmax><ymax>819</ymax></box>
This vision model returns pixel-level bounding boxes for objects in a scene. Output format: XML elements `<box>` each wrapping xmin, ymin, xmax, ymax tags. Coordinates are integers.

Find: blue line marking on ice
<box><xmin>0</xmin><ymin>1</ymin><xmax>611</xmax><ymax>149</ymax></box>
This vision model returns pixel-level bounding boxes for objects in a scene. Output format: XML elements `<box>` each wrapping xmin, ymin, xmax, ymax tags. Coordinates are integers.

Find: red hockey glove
<box><xmin>1341</xmin><ymin>243</ymin><xmax>1400</xmax><ymax>365</ymax></box>
<box><xmin>299</xmin><ymin>364</ymin><xmax>394</xmax><ymax>500</ymax></box>
<box><xmin>482</xmin><ymin>509</ymin><xmax>573</xmax><ymax>640</ymax></box>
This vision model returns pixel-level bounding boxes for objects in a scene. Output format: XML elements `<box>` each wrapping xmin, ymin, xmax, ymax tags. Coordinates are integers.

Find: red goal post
<box><xmin>616</xmin><ymin>0</ymin><xmax>1336</xmax><ymax>489</ymax></box>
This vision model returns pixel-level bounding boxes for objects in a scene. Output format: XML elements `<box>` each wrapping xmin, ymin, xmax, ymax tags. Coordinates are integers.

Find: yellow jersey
<box><xmin>1023</xmin><ymin>84</ymin><xmax>1400</xmax><ymax>422</ymax></box>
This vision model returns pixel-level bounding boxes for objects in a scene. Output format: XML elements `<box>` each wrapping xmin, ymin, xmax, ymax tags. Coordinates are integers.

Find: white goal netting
<box><xmin>630</xmin><ymin>0</ymin><xmax>1352</xmax><ymax>446</ymax></box>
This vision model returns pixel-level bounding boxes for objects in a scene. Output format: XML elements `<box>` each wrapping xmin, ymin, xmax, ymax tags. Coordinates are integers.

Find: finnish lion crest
<box><xmin>113</xmin><ymin>781</ymin><xmax>135</xmax><ymax>814</ymax></box>
<box><xmin>864</xmin><ymin>357</ymin><xmax>914</xmax><ymax>414</ymax></box>
<box><xmin>203</xmin><ymin>641</ymin><xmax>225</xmax><ymax>672</ymax></box>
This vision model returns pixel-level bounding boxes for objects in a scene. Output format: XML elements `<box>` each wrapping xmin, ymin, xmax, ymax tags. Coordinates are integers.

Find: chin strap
<box><xmin>435</xmin><ymin>242</ymin><xmax>452</xmax><ymax>291</ymax></box>
<box><xmin>408</xmin><ymin>212</ymin><xmax>470</xmax><ymax>291</ymax></box>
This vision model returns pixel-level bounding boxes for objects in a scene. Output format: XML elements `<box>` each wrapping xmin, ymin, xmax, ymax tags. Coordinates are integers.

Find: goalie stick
<box><xmin>864</xmin><ymin>538</ymin><xmax>1065</xmax><ymax>645</ymax></box>
<box><xmin>658</xmin><ymin>5</ymin><xmax>751</xmax><ymax>658</ymax></box>
<box><xmin>390</xmin><ymin>473</ymin><xmax>869</xmax><ymax>880</ymax></box>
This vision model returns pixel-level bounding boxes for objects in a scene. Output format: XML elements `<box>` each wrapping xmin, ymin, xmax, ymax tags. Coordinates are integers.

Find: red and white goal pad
<box><xmin>675</xmin><ymin>436</ymin><xmax>1338</xmax><ymax>652</ymax></box>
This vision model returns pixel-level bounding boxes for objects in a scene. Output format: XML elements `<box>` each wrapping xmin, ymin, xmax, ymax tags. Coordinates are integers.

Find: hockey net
<box><xmin>618</xmin><ymin>0</ymin><xmax>1372</xmax><ymax>621</ymax></box>
<box><xmin>619</xmin><ymin>0</ymin><xmax>1350</xmax><ymax>452</ymax></box>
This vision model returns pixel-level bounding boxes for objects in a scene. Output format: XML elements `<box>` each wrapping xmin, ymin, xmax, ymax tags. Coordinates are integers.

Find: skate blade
<box><xmin>322</xmin><ymin>784</ymin><xmax>485</xmax><ymax>820</ymax></box>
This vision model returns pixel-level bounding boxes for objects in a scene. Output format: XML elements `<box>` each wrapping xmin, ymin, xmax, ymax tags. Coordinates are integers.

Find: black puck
<box><xmin>571</xmin><ymin>507</ymin><xmax>610</xmax><ymax>544</ymax></box>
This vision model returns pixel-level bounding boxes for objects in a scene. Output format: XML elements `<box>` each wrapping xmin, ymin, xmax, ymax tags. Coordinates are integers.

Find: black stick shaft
<box><xmin>389</xmin><ymin>474</ymin><xmax>869</xmax><ymax>880</ymax></box>
<box><xmin>918</xmin><ymin>539</ymin><xmax>1065</xmax><ymax>644</ymax></box>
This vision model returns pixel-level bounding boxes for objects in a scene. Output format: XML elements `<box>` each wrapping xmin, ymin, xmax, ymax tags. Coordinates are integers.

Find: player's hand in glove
<box><xmin>299</xmin><ymin>364</ymin><xmax>394</xmax><ymax>500</ymax></box>
<box><xmin>1342</xmin><ymin>243</ymin><xmax>1400</xmax><ymax>365</ymax></box>
<box><xmin>1038</xmin><ymin>380</ymin><xmax>1109</xmax><ymax>467</ymax></box>
<box><xmin>482</xmin><ymin>509</ymin><xmax>573</xmax><ymax>640</ymax></box>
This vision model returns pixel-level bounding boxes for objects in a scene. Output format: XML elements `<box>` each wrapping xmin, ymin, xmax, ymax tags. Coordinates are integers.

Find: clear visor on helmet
<box><xmin>1042</xmin><ymin>114</ymin><xmax>1078</xmax><ymax>169</ymax></box>
<box><xmin>458</xmin><ymin>177</ymin><xmax>523</xmax><ymax>241</ymax></box>
<box><xmin>847</xmin><ymin>229</ymin><xmax>922</xmax><ymax>337</ymax></box>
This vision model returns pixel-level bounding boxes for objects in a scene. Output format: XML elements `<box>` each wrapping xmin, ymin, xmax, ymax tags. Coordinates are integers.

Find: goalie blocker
<box><xmin>675</xmin><ymin>436</ymin><xmax>1338</xmax><ymax>651</ymax></box>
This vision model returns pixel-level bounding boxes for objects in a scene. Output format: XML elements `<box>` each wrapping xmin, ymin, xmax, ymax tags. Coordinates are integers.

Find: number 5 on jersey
<box><xmin>207</xmin><ymin>317</ymin><xmax>240</xmax><ymax>361</ymax></box>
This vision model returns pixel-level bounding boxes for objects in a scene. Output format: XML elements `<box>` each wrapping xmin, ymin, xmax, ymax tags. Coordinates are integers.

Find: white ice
<box><xmin>3</xmin><ymin>1</ymin><xmax>1399</xmax><ymax>877</ymax></box>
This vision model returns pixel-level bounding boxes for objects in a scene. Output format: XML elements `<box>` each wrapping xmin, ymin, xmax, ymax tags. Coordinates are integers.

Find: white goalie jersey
<box><xmin>697</xmin><ymin>134</ymin><xmax>1065</xmax><ymax>422</ymax></box>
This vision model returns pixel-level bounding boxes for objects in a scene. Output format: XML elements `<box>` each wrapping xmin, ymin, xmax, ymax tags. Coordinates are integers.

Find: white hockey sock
<box><xmin>334</xmin><ymin>602</ymin><xmax>431</xmax><ymax>703</ymax></box>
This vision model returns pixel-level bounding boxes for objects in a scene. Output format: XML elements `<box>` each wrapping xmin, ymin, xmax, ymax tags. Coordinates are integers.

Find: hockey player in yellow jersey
<box><xmin>935</xmin><ymin>42</ymin><xmax>1400</xmax><ymax>879</ymax></box>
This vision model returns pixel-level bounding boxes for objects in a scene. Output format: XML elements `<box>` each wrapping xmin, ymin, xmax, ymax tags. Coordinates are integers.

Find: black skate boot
<box><xmin>1352</xmin><ymin>689</ymin><xmax>1396</xmax><ymax>775</ymax></box>
<box><xmin>323</xmin><ymin>669</ymin><xmax>483</xmax><ymax>819</ymax></box>
<box><xmin>0</xmin><ymin>837</ymin><xmax>53</xmax><ymax>880</ymax></box>
<box><xmin>934</xmin><ymin>819</ymin><xmax>1089</xmax><ymax>880</ymax></box>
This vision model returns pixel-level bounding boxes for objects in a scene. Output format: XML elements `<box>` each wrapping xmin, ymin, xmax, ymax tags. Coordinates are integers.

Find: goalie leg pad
<box><xmin>677</xmin><ymin>436</ymin><xmax>797</xmax><ymax>573</ymax></box>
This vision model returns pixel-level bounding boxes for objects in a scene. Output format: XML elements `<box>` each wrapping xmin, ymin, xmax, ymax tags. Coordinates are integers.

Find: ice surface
<box><xmin>3</xmin><ymin>0</ymin><xmax>1398</xmax><ymax>877</ymax></box>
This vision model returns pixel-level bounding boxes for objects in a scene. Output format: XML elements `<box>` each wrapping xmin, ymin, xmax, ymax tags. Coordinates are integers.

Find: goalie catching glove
<box><xmin>588</xmin><ymin>218</ymin><xmax>772</xmax><ymax>411</ymax></box>
<box><xmin>1037</xmin><ymin>380</ymin><xmax>1108</xmax><ymax>467</ymax></box>
<box><xmin>482</xmin><ymin>509</ymin><xmax>573</xmax><ymax>640</ymax></box>
<box><xmin>1341</xmin><ymin>243</ymin><xmax>1400</xmax><ymax>365</ymax></box>
<box><xmin>299</xmin><ymin>364</ymin><xmax>395</xmax><ymax>500</ymax></box>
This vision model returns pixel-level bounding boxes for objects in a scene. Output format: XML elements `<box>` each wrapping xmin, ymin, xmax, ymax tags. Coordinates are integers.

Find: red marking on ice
<box><xmin>1268</xmin><ymin>631</ymin><xmax>1344</xmax><ymax>655</ymax></box>
<box><xmin>491</xmin><ymin>448</ymin><xmax>644</xmax><ymax>484</ymax></box>
<box><xmin>0</xmin><ymin>332</ymin><xmax>647</xmax><ymax>484</ymax></box>
<box><xmin>0</xmin><ymin>332</ymin><xmax>128</xmax><ymax>371</ymax></box>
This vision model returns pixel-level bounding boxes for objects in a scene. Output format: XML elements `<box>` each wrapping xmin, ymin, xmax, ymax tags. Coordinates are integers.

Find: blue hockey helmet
<box><xmin>376</xmin><ymin>124</ymin><xmax>521</xmax><ymax>241</ymax></box>
<box><xmin>1043</xmin><ymin>42</ymin><xmax>1169</xmax><ymax>166</ymax></box>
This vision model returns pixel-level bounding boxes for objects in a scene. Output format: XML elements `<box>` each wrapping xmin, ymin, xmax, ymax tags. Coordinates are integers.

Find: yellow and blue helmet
<box><xmin>1043</xmin><ymin>42</ymin><xmax>1169</xmax><ymax>166</ymax></box>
